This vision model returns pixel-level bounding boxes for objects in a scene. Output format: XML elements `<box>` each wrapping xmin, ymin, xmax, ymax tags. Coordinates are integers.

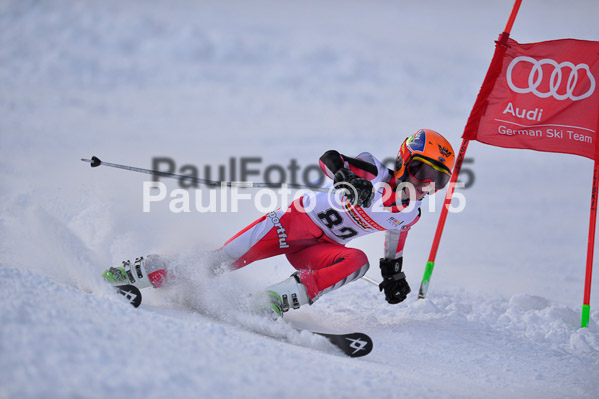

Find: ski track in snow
<box><xmin>2</xmin><ymin>0</ymin><xmax>599</xmax><ymax>398</ymax></box>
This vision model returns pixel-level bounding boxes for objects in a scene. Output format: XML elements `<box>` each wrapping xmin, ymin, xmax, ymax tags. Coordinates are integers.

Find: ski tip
<box><xmin>115</xmin><ymin>284</ymin><xmax>142</xmax><ymax>308</ymax></box>
<box><xmin>344</xmin><ymin>332</ymin><xmax>373</xmax><ymax>358</ymax></box>
<box><xmin>90</xmin><ymin>156</ymin><xmax>102</xmax><ymax>167</ymax></box>
<box><xmin>318</xmin><ymin>331</ymin><xmax>373</xmax><ymax>358</ymax></box>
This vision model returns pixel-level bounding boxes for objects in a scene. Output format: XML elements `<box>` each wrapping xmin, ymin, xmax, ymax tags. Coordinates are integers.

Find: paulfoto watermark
<box><xmin>142</xmin><ymin>180</ymin><xmax>467</xmax><ymax>214</ymax></box>
<box><xmin>151</xmin><ymin>156</ymin><xmax>477</xmax><ymax>189</ymax></box>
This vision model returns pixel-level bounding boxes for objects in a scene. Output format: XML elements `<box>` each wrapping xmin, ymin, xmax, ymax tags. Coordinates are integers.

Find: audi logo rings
<box><xmin>506</xmin><ymin>56</ymin><xmax>596</xmax><ymax>101</ymax></box>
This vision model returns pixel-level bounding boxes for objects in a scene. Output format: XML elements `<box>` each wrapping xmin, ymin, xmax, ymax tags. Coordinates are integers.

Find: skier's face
<box><xmin>400</xmin><ymin>174</ymin><xmax>434</xmax><ymax>201</ymax></box>
<box><xmin>396</xmin><ymin>156</ymin><xmax>451</xmax><ymax>201</ymax></box>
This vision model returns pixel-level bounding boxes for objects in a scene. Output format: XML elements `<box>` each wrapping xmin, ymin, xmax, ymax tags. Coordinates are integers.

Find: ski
<box><xmin>108</xmin><ymin>285</ymin><xmax>372</xmax><ymax>357</ymax></box>
<box><xmin>312</xmin><ymin>331</ymin><xmax>373</xmax><ymax>358</ymax></box>
<box><xmin>115</xmin><ymin>284</ymin><xmax>142</xmax><ymax>308</ymax></box>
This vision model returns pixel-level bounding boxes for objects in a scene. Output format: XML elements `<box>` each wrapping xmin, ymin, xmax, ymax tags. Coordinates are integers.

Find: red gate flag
<box><xmin>463</xmin><ymin>38</ymin><xmax>599</xmax><ymax>160</ymax></box>
<box><xmin>422</xmin><ymin>0</ymin><xmax>598</xmax><ymax>328</ymax></box>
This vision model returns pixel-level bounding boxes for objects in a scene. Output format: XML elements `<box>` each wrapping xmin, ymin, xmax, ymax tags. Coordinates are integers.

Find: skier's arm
<box><xmin>319</xmin><ymin>150</ymin><xmax>378</xmax><ymax>180</ymax></box>
<box><xmin>378</xmin><ymin>210</ymin><xmax>421</xmax><ymax>304</ymax></box>
<box><xmin>319</xmin><ymin>150</ymin><xmax>376</xmax><ymax>207</ymax></box>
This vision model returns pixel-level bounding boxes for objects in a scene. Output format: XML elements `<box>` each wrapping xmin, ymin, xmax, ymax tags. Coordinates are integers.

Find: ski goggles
<box><xmin>401</xmin><ymin>156</ymin><xmax>452</xmax><ymax>189</ymax></box>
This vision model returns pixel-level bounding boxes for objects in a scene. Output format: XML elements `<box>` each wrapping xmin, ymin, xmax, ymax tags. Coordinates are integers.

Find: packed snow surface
<box><xmin>1</xmin><ymin>0</ymin><xmax>598</xmax><ymax>398</ymax></box>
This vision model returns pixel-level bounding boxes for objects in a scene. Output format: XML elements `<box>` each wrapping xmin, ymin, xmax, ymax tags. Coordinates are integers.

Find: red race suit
<box><xmin>218</xmin><ymin>151</ymin><xmax>421</xmax><ymax>301</ymax></box>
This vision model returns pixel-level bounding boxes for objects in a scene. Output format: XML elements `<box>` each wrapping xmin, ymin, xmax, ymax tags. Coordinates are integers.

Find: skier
<box><xmin>103</xmin><ymin>129</ymin><xmax>455</xmax><ymax>317</ymax></box>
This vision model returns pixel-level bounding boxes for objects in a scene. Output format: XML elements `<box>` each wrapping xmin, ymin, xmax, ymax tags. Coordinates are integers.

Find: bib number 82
<box><xmin>317</xmin><ymin>209</ymin><xmax>358</xmax><ymax>240</ymax></box>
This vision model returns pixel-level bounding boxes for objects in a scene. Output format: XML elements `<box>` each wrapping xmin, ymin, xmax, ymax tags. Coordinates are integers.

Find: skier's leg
<box><xmin>286</xmin><ymin>242</ymin><xmax>370</xmax><ymax>302</ymax></box>
<box><xmin>104</xmin><ymin>206</ymin><xmax>298</xmax><ymax>290</ymax></box>
<box><xmin>216</xmin><ymin>199</ymin><xmax>323</xmax><ymax>270</ymax></box>
<box><xmin>260</xmin><ymin>243</ymin><xmax>369</xmax><ymax>316</ymax></box>
<box><xmin>215</xmin><ymin>213</ymin><xmax>283</xmax><ymax>270</ymax></box>
<box><xmin>218</xmin><ymin>199</ymin><xmax>327</xmax><ymax>316</ymax></box>
<box><xmin>103</xmin><ymin>209</ymin><xmax>295</xmax><ymax>289</ymax></box>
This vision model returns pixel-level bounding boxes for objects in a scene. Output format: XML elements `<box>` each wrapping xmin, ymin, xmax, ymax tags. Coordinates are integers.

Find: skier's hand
<box><xmin>378</xmin><ymin>257</ymin><xmax>411</xmax><ymax>304</ymax></box>
<box><xmin>333</xmin><ymin>169</ymin><xmax>374</xmax><ymax>207</ymax></box>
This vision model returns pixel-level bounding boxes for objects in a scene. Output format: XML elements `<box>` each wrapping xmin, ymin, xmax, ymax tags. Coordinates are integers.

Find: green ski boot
<box><xmin>102</xmin><ymin>256</ymin><xmax>165</xmax><ymax>290</ymax></box>
<box><xmin>255</xmin><ymin>273</ymin><xmax>312</xmax><ymax>318</ymax></box>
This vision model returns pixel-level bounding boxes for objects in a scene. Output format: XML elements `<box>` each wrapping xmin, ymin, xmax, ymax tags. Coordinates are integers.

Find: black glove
<box><xmin>378</xmin><ymin>257</ymin><xmax>411</xmax><ymax>304</ymax></box>
<box><xmin>333</xmin><ymin>169</ymin><xmax>374</xmax><ymax>207</ymax></box>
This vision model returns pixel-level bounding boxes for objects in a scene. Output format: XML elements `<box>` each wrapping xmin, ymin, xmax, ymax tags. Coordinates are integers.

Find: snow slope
<box><xmin>1</xmin><ymin>0</ymin><xmax>599</xmax><ymax>398</ymax></box>
<box><xmin>2</xmin><ymin>265</ymin><xmax>598</xmax><ymax>399</ymax></box>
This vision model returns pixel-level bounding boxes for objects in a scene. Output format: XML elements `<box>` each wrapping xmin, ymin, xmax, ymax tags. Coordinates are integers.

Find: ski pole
<box><xmin>81</xmin><ymin>156</ymin><xmax>331</xmax><ymax>193</ymax></box>
<box><xmin>361</xmin><ymin>276</ymin><xmax>380</xmax><ymax>287</ymax></box>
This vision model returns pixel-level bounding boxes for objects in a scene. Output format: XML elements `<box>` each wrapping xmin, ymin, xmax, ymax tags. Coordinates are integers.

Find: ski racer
<box><xmin>103</xmin><ymin>129</ymin><xmax>455</xmax><ymax>316</ymax></box>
